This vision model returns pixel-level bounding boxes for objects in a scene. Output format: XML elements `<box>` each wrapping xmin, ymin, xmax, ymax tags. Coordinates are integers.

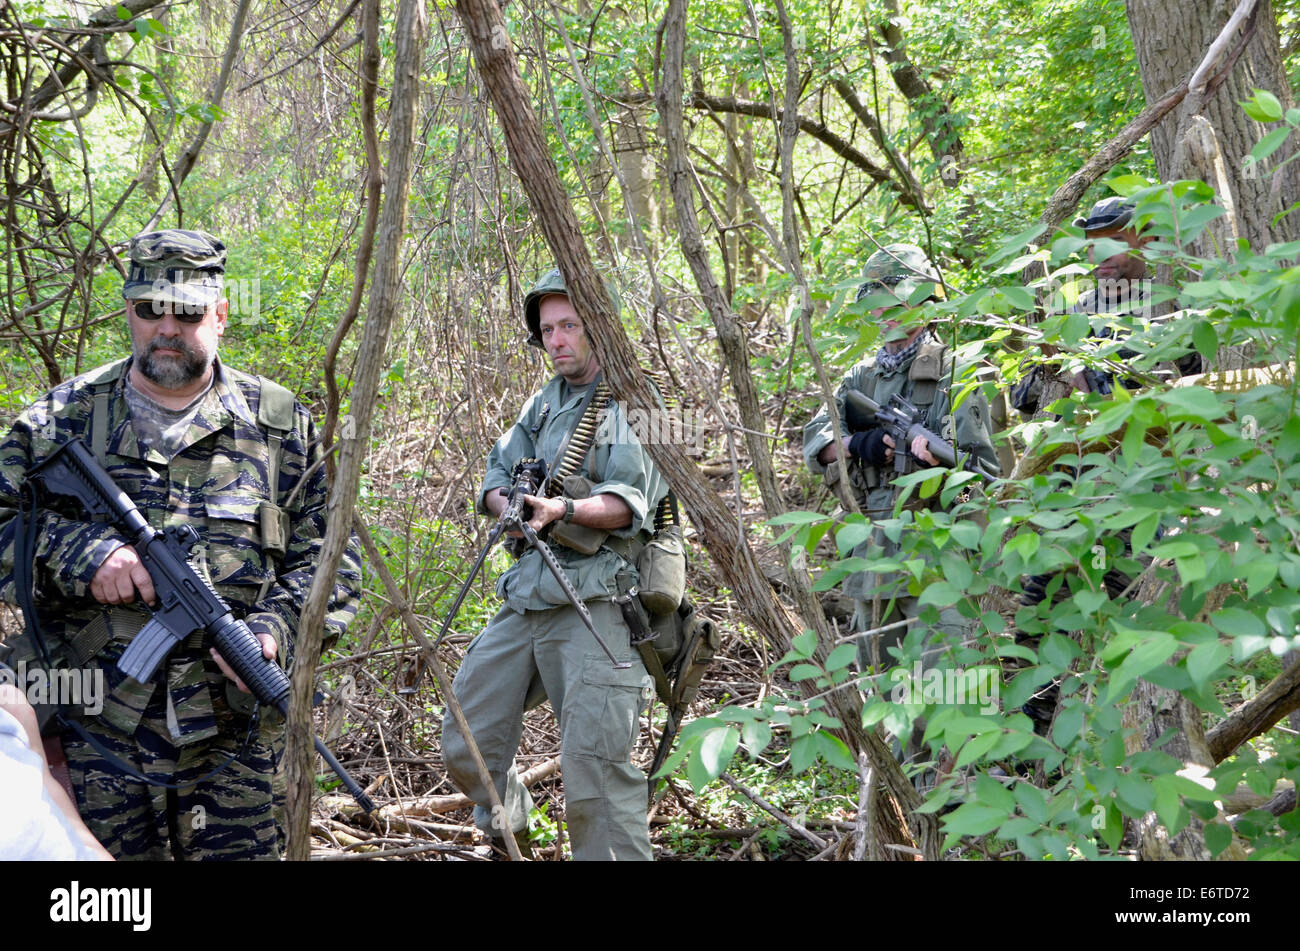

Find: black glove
<box><xmin>847</xmin><ymin>428</ymin><xmax>891</xmax><ymax>466</ymax></box>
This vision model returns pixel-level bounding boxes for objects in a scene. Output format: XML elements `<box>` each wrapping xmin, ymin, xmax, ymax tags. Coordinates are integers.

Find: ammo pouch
<box><xmin>548</xmin><ymin>475</ymin><xmax>608</xmax><ymax>555</ymax></box>
<box><xmin>637</xmin><ymin>599</ymin><xmax>719</xmax><ymax>708</ymax></box>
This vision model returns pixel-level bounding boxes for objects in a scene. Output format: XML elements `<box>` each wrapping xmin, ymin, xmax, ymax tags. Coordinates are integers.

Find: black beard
<box><xmin>137</xmin><ymin>335</ymin><xmax>210</xmax><ymax>388</ymax></box>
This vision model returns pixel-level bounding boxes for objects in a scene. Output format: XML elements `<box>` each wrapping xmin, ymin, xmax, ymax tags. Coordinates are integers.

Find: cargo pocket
<box><xmin>571</xmin><ymin>654</ymin><xmax>652</xmax><ymax>762</ymax></box>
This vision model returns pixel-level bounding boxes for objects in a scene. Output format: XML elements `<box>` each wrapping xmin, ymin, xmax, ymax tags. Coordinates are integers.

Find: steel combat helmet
<box><xmin>521</xmin><ymin>268</ymin><xmax>621</xmax><ymax>347</ymax></box>
<box><xmin>1073</xmin><ymin>197</ymin><xmax>1135</xmax><ymax>233</ymax></box>
<box><xmin>523</xmin><ymin>268</ymin><xmax>568</xmax><ymax>348</ymax></box>
<box><xmin>123</xmin><ymin>229</ymin><xmax>226</xmax><ymax>309</ymax></box>
<box><xmin>855</xmin><ymin>243</ymin><xmax>945</xmax><ymax>305</ymax></box>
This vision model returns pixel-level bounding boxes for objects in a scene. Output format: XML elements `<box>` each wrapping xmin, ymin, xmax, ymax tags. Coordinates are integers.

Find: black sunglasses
<box><xmin>128</xmin><ymin>299</ymin><xmax>209</xmax><ymax>324</ymax></box>
<box><xmin>856</xmin><ymin>274</ymin><xmax>907</xmax><ymax>301</ymax></box>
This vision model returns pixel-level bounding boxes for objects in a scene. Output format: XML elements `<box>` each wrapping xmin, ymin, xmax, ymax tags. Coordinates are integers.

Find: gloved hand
<box><xmin>847</xmin><ymin>428</ymin><xmax>891</xmax><ymax>466</ymax></box>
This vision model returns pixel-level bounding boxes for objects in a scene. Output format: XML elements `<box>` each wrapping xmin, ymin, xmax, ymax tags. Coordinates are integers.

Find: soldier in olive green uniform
<box><xmin>804</xmin><ymin>245</ymin><xmax>999</xmax><ymax>673</ymax></box>
<box><xmin>441</xmin><ymin>269</ymin><xmax>664</xmax><ymax>861</ymax></box>
<box><xmin>0</xmin><ymin>229</ymin><xmax>362</xmax><ymax>860</ymax></box>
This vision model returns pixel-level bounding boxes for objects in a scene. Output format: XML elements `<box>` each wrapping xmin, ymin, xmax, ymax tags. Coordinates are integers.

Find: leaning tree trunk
<box><xmin>454</xmin><ymin>0</ymin><xmax>939</xmax><ymax>860</ymax></box>
<box><xmin>1127</xmin><ymin>0</ymin><xmax>1300</xmax><ymax>247</ymax></box>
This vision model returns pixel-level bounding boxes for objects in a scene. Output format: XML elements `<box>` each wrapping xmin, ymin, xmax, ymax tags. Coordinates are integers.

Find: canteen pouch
<box><xmin>637</xmin><ymin>523</ymin><xmax>686</xmax><ymax>616</ymax></box>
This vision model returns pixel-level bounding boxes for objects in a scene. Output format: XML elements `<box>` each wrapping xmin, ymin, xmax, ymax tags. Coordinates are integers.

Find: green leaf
<box><xmin>1155</xmin><ymin>387</ymin><xmax>1224</xmax><ymax>421</ymax></box>
<box><xmin>792</xmin><ymin>629</ymin><xmax>818</xmax><ymax>658</ymax></box>
<box><xmin>1244</xmin><ymin>560</ymin><xmax>1277</xmax><ymax>598</ymax></box>
<box><xmin>1210</xmin><ymin>607</ymin><xmax>1265</xmax><ymax>639</ymax></box>
<box><xmin>955</xmin><ymin>730</ymin><xmax>1000</xmax><ymax>768</ymax></box>
<box><xmin>696</xmin><ymin>726</ymin><xmax>738</xmax><ymax>780</ymax></box>
<box><xmin>1115</xmin><ymin>772</ymin><xmax>1155</xmax><ymax>814</ymax></box>
<box><xmin>1192</xmin><ymin>321</ymin><xmax>1218</xmax><ymax>362</ymax></box>
<box><xmin>824</xmin><ymin>644</ymin><xmax>858</xmax><ymax>672</ymax></box>
<box><xmin>1073</xmin><ymin>588</ymin><xmax>1108</xmax><ymax>615</ymax></box>
<box><xmin>836</xmin><ymin>521</ymin><xmax>872</xmax><ymax>555</ymax></box>
<box><xmin>1040</xmin><ymin>632</ymin><xmax>1080</xmax><ymax>670</ymax></box>
<box><xmin>1108</xmin><ymin>632</ymin><xmax>1180</xmax><ymax>699</ymax></box>
<box><xmin>1204</xmin><ymin>821</ymin><xmax>1233</xmax><ymax>857</ymax></box>
<box><xmin>949</xmin><ymin>521</ymin><xmax>981</xmax><ymax>550</ymax></box>
<box><xmin>815</xmin><ymin>732</ymin><xmax>858</xmax><ymax>771</ymax></box>
<box><xmin>1100</xmin><ymin>729</ymin><xmax>1126</xmax><ymax>768</ymax></box>
<box><xmin>790</xmin><ymin>733</ymin><xmax>816</xmax><ymax>774</ymax></box>
<box><xmin>1131</xmin><ymin>512</ymin><xmax>1161</xmax><ymax>554</ymax></box>
<box><xmin>1107</xmin><ymin>174</ymin><xmax>1151</xmax><ymax>196</ymax></box>
<box><xmin>1014</xmin><ymin>782</ymin><xmax>1047</xmax><ymax>824</ymax></box>
<box><xmin>942</xmin><ymin>803</ymin><xmax>1007</xmax><ymax>839</ymax></box>
<box><xmin>1251</xmin><ymin>126</ymin><xmax>1293</xmax><ymax>163</ymax></box>
<box><xmin>789</xmin><ymin>663</ymin><xmax>822</xmax><ymax>682</ymax></box>
<box><xmin>1186</xmin><ymin>640</ymin><xmax>1229</xmax><ymax>689</ymax></box>
<box><xmin>116</xmin><ymin>3</ymin><xmax>133</xmax><ymax>19</ymax></box>
<box><xmin>983</xmin><ymin>224</ymin><xmax>1047</xmax><ymax>268</ymax></box>
<box><xmin>768</xmin><ymin>510</ymin><xmax>828</xmax><ymax>526</ymax></box>
<box><xmin>740</xmin><ymin>718</ymin><xmax>772</xmax><ymax>755</ymax></box>
<box><xmin>1153</xmin><ymin>775</ymin><xmax>1189</xmax><ymax>835</ymax></box>
<box><xmin>1242</xmin><ymin>88</ymin><xmax>1284</xmax><ymax>122</ymax></box>
<box><xmin>1052</xmin><ymin>702</ymin><xmax>1085</xmax><ymax>747</ymax></box>
<box><xmin>919</xmin><ymin>580</ymin><xmax>962</xmax><ymax>607</ymax></box>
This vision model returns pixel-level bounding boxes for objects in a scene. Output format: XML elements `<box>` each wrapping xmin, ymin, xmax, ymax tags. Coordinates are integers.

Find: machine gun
<box><xmin>25</xmin><ymin>439</ymin><xmax>374</xmax><ymax>812</ymax></box>
<box><xmin>844</xmin><ymin>390</ymin><xmax>999</xmax><ymax>481</ymax></box>
<box><xmin>419</xmin><ymin>457</ymin><xmax>630</xmax><ymax>671</ymax></box>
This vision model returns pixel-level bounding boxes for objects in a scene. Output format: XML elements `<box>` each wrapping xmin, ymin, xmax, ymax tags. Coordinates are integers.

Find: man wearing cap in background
<box><xmin>441</xmin><ymin>267</ymin><xmax>665</xmax><ymax>860</ymax></box>
<box><xmin>803</xmin><ymin>244</ymin><xmax>1000</xmax><ymax>691</ymax></box>
<box><xmin>1009</xmin><ymin>196</ymin><xmax>1202</xmax><ymax>415</ymax></box>
<box><xmin>1006</xmin><ymin>196</ymin><xmax>1200</xmax><ymax>734</ymax></box>
<box><xmin>0</xmin><ymin>228</ymin><xmax>361</xmax><ymax>859</ymax></box>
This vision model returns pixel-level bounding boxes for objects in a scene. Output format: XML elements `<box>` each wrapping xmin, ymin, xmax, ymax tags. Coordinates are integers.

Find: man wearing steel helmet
<box><xmin>441</xmin><ymin>267</ymin><xmax>666</xmax><ymax>860</ymax></box>
<box><xmin>803</xmin><ymin>244</ymin><xmax>999</xmax><ymax>680</ymax></box>
<box><xmin>0</xmin><ymin>228</ymin><xmax>361</xmax><ymax>859</ymax></box>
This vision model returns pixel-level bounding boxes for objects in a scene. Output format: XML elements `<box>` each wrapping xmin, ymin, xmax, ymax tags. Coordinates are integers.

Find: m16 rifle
<box><xmin>24</xmin><ymin>439</ymin><xmax>374</xmax><ymax>812</ymax></box>
<box><xmin>844</xmin><ymin>390</ymin><xmax>999</xmax><ymax>481</ymax></box>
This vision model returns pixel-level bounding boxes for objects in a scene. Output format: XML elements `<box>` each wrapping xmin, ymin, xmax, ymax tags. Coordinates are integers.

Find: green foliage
<box><xmin>663</xmin><ymin>171</ymin><xmax>1300</xmax><ymax>859</ymax></box>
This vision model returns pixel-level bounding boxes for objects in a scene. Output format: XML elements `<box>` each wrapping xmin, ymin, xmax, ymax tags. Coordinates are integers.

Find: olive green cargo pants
<box><xmin>442</xmin><ymin>600</ymin><xmax>655</xmax><ymax>860</ymax></box>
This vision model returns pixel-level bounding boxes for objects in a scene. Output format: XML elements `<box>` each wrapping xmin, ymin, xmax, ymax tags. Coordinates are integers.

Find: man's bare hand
<box><xmin>522</xmin><ymin>494</ymin><xmax>564</xmax><ymax>533</ymax></box>
<box><xmin>210</xmin><ymin>633</ymin><xmax>277</xmax><ymax>694</ymax></box>
<box><xmin>89</xmin><ymin>544</ymin><xmax>156</xmax><ymax>606</ymax></box>
<box><xmin>911</xmin><ymin>434</ymin><xmax>938</xmax><ymax>466</ymax></box>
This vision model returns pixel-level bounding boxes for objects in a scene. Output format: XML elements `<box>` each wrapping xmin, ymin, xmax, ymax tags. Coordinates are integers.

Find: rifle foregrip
<box><xmin>211</xmin><ymin>616</ymin><xmax>374</xmax><ymax>813</ymax></box>
<box><xmin>210</xmin><ymin>615</ymin><xmax>292</xmax><ymax>709</ymax></box>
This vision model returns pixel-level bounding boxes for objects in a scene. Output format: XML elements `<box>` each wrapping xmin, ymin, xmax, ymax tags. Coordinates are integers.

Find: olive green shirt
<box><xmin>478</xmin><ymin>374</ymin><xmax>667</xmax><ymax>614</ymax></box>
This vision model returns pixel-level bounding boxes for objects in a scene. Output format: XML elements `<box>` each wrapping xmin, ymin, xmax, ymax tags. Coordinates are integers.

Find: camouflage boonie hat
<box><xmin>855</xmin><ymin>243</ymin><xmax>945</xmax><ymax>305</ymax></box>
<box><xmin>1073</xmin><ymin>197</ymin><xmax>1135</xmax><ymax>233</ymax></box>
<box><xmin>521</xmin><ymin>268</ymin><xmax>620</xmax><ymax>348</ymax></box>
<box><xmin>123</xmin><ymin>229</ymin><xmax>226</xmax><ymax>309</ymax></box>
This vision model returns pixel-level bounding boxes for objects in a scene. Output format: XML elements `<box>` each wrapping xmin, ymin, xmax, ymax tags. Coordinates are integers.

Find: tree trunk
<box><xmin>455</xmin><ymin>0</ymin><xmax>937</xmax><ymax>859</ymax></box>
<box><xmin>284</xmin><ymin>0</ymin><xmax>427</xmax><ymax>860</ymax></box>
<box><xmin>1127</xmin><ymin>0</ymin><xmax>1299</xmax><ymax>246</ymax></box>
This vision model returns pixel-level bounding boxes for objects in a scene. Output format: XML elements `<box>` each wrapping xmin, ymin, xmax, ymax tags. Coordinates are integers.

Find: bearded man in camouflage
<box><xmin>804</xmin><ymin>244</ymin><xmax>1000</xmax><ymax>676</ymax></box>
<box><xmin>441</xmin><ymin>268</ymin><xmax>665</xmax><ymax>861</ymax></box>
<box><xmin>0</xmin><ymin>229</ymin><xmax>361</xmax><ymax>860</ymax></box>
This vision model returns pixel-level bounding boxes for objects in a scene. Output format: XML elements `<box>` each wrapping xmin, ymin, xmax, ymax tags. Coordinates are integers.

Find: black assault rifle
<box><xmin>844</xmin><ymin>390</ymin><xmax>999</xmax><ymax>482</ymax></box>
<box><xmin>26</xmin><ymin>439</ymin><xmax>374</xmax><ymax>812</ymax></box>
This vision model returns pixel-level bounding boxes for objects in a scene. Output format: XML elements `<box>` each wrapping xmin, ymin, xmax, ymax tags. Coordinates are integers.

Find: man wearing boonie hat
<box><xmin>0</xmin><ymin>228</ymin><xmax>361</xmax><ymax>860</ymax></box>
